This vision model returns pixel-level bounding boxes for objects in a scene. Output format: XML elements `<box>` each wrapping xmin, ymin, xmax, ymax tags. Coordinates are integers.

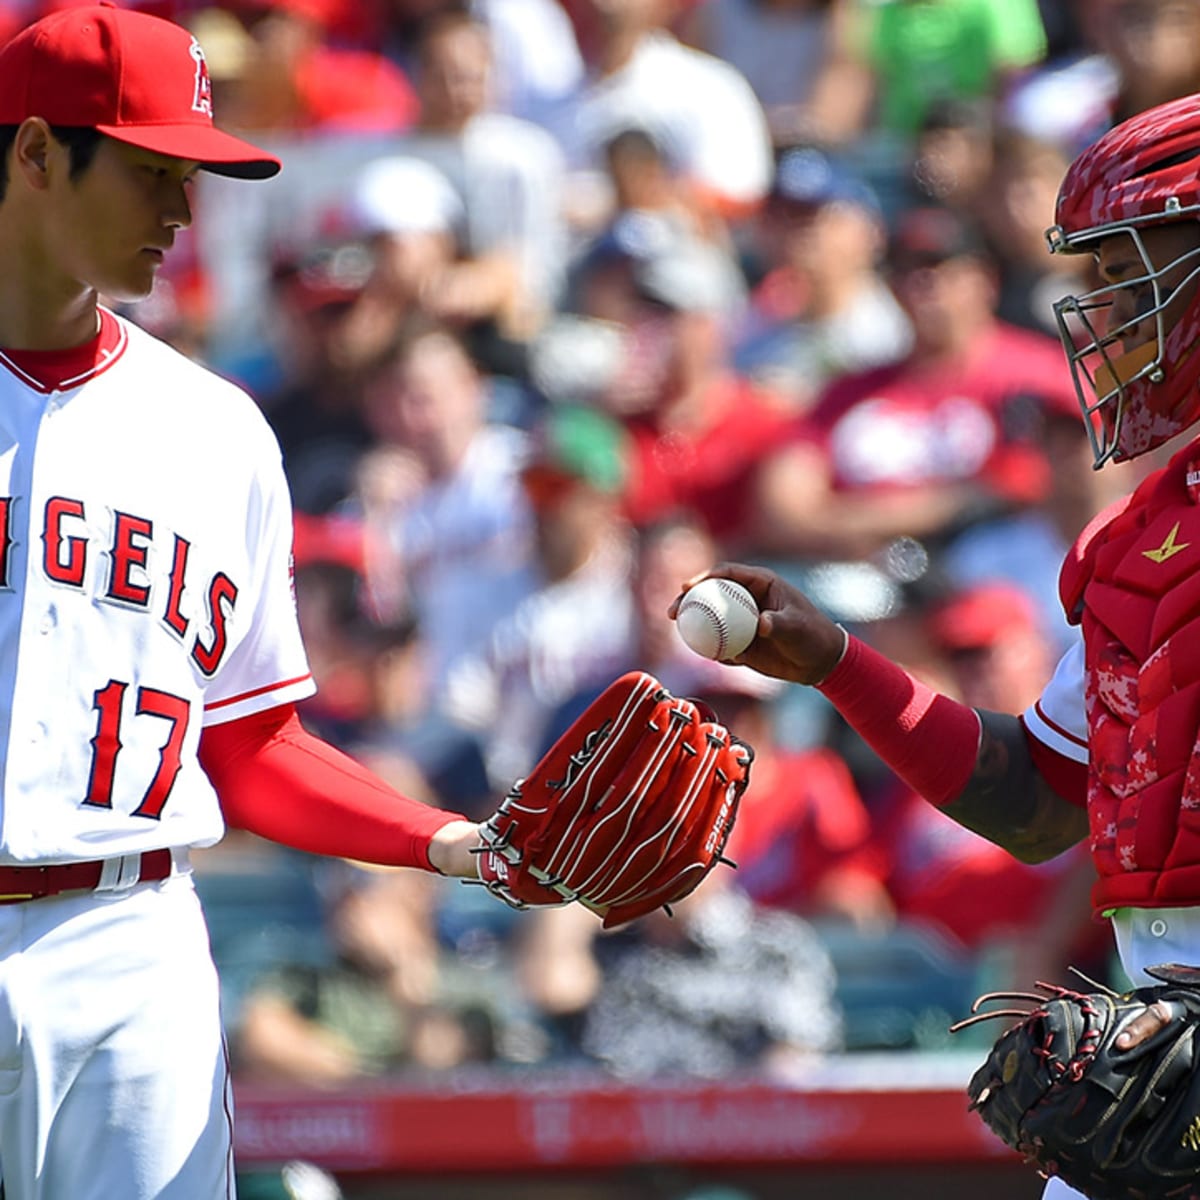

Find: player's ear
<box><xmin>12</xmin><ymin>118</ymin><xmax>57</xmax><ymax>190</ymax></box>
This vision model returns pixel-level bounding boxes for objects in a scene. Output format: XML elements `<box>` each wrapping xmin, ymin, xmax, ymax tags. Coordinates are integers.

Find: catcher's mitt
<box><xmin>951</xmin><ymin>963</ymin><xmax>1200</xmax><ymax>1199</ymax></box>
<box><xmin>471</xmin><ymin>670</ymin><xmax>753</xmax><ymax>929</ymax></box>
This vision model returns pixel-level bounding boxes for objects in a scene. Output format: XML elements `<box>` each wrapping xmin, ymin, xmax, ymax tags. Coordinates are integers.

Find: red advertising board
<box><xmin>233</xmin><ymin>1057</ymin><xmax>1008</xmax><ymax>1173</ymax></box>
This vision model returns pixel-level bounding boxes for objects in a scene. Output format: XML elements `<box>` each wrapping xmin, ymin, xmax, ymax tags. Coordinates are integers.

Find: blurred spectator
<box><xmin>923</xmin><ymin>579</ymin><xmax>1054</xmax><ymax>711</ymax></box>
<box><xmin>253</xmin><ymin>232</ymin><xmax>384</xmax><ymax>514</ymax></box>
<box><xmin>578</xmin><ymin>886</ymin><xmax>843</xmax><ymax>1079</ymax></box>
<box><xmin>310</xmin><ymin>155</ymin><xmax>467</xmax><ymax>373</ymax></box>
<box><xmin>254</xmin><ymin>236</ymin><xmax>379</xmax><ymax>514</ymax></box>
<box><xmin>734</xmin><ymin>145</ymin><xmax>912</xmax><ymax>412</ymax></box>
<box><xmin>368</xmin><ymin>0</ymin><xmax>459</xmax><ymax>72</ymax></box>
<box><xmin>974</xmin><ymin>126</ymin><xmax>1089</xmax><ymax>338</ymax></box>
<box><xmin>1003</xmin><ymin>0</ymin><xmax>1200</xmax><ymax>156</ymax></box>
<box><xmin>835</xmin><ymin>0</ymin><xmax>1048</xmax><ymax>150</ymax></box>
<box><xmin>507</xmin><ymin>899</ymin><xmax>607</xmax><ymax>1060</ymax></box>
<box><xmin>196</xmin><ymin>5</ymin><xmax>566</xmax><ymax>374</ymax></box>
<box><xmin>625</xmin><ymin>512</ymin><xmax>745</xmax><ymax>695</ymax></box>
<box><xmin>181</xmin><ymin>0</ymin><xmax>421</xmax><ymax>375</ymax></box>
<box><xmin>372</xmin><ymin>0</ymin><xmax>586</xmax><ymax>127</ymax></box>
<box><xmin>533</xmin><ymin>509</ymin><xmax>743</xmax><ymax>757</ymax></box>
<box><xmin>473</xmin><ymin>0</ymin><xmax>586</xmax><ymax>127</ymax></box>
<box><xmin>233</xmin><ymin>862</ymin><xmax>497</xmax><ymax>1085</ymax></box>
<box><xmin>549</xmin><ymin>0</ymin><xmax>774</xmax><ymax>232</ymax></box>
<box><xmin>901</xmin><ymin>95</ymin><xmax>995</xmax><ymax>217</ymax></box>
<box><xmin>940</xmin><ymin>387</ymin><xmax>1147</xmax><ymax>656</ymax></box>
<box><xmin>568</xmin><ymin>222</ymin><xmax>790</xmax><ymax>548</ymax></box>
<box><xmin>749</xmin><ymin>204</ymin><xmax>1077</xmax><ymax>562</ymax></box>
<box><xmin>349</xmin><ymin>322</ymin><xmax>537</xmax><ymax>694</ymax></box>
<box><xmin>568</xmin><ymin>213</ymin><xmax>685</xmax><ymax>331</ymax></box>
<box><xmin>353</xmin><ymin>614</ymin><xmax>496</xmax><ymax>819</ymax></box>
<box><xmin>1037</xmin><ymin>0</ymin><xmax>1088</xmax><ymax>58</ymax></box>
<box><xmin>502</xmin><ymin>513</ymin><xmax>781</xmax><ymax>1056</ymax></box>
<box><xmin>442</xmin><ymin>404</ymin><xmax>637</xmax><ymax>787</ymax></box>
<box><xmin>209</xmin><ymin>0</ymin><xmax>420</xmax><ymax>134</ymax></box>
<box><xmin>525</xmin><ymin>147</ymin><xmax>738</xmax><ymax>414</ymax></box>
<box><xmin>397</xmin><ymin>7</ymin><xmax>569</xmax><ymax>344</ymax></box>
<box><xmin>290</xmin><ymin>516</ymin><xmax>496</xmax><ymax>813</ymax></box>
<box><xmin>291</xmin><ymin>551</ymin><xmax>389</xmax><ymax>745</ymax></box>
<box><xmin>600</xmin><ymin>124</ymin><xmax>725</xmax><ymax>246</ymax></box>
<box><xmin>677</xmin><ymin>0</ymin><xmax>861</xmax><ymax>150</ymax></box>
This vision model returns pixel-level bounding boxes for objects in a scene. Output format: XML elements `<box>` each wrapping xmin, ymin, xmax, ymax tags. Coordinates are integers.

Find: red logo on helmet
<box><xmin>189</xmin><ymin>39</ymin><xmax>213</xmax><ymax>118</ymax></box>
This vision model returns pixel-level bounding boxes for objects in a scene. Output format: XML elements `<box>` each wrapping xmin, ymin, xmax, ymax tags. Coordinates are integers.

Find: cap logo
<box><xmin>189</xmin><ymin>38</ymin><xmax>213</xmax><ymax>118</ymax></box>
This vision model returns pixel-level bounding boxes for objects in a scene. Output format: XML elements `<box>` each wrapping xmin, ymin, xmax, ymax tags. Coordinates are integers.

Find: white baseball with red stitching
<box><xmin>676</xmin><ymin>578</ymin><xmax>759</xmax><ymax>661</ymax></box>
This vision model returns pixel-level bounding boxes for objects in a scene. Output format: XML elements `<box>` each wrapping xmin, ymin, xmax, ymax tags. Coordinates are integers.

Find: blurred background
<box><xmin>3</xmin><ymin>0</ymin><xmax>1190</xmax><ymax>1195</ymax></box>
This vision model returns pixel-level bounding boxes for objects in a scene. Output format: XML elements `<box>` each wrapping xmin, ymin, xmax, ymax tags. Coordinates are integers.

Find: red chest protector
<box><xmin>1061</xmin><ymin>442</ymin><xmax>1200</xmax><ymax>910</ymax></box>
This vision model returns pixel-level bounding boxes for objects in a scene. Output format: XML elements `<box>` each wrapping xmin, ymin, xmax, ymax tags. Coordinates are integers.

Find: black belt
<box><xmin>0</xmin><ymin>849</ymin><xmax>174</xmax><ymax>904</ymax></box>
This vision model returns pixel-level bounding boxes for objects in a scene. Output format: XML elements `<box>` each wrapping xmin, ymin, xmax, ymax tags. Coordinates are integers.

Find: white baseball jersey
<box><xmin>0</xmin><ymin>309</ymin><xmax>314</xmax><ymax>864</ymax></box>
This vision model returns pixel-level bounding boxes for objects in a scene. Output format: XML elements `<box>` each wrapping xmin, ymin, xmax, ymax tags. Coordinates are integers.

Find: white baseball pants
<box><xmin>0</xmin><ymin>873</ymin><xmax>234</xmax><ymax>1198</ymax></box>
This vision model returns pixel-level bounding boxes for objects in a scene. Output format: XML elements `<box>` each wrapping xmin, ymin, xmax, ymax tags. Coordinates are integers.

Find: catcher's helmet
<box><xmin>1046</xmin><ymin>94</ymin><xmax>1200</xmax><ymax>466</ymax></box>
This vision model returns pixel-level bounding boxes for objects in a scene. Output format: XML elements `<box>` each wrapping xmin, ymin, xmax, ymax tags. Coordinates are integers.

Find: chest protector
<box><xmin>1061</xmin><ymin>443</ymin><xmax>1200</xmax><ymax>911</ymax></box>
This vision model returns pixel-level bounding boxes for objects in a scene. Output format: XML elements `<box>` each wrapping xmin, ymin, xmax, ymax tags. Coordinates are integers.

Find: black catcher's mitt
<box><xmin>952</xmin><ymin>963</ymin><xmax>1200</xmax><ymax>1199</ymax></box>
<box><xmin>472</xmin><ymin>670</ymin><xmax>753</xmax><ymax>929</ymax></box>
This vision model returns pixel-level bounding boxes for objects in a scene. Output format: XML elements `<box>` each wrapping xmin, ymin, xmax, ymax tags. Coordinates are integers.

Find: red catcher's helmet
<box><xmin>1046</xmin><ymin>94</ymin><xmax>1200</xmax><ymax>467</ymax></box>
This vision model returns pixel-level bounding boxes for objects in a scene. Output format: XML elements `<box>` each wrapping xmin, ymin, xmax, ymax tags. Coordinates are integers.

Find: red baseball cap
<box><xmin>927</xmin><ymin>582</ymin><xmax>1039</xmax><ymax>651</ymax></box>
<box><xmin>0</xmin><ymin>3</ymin><xmax>280</xmax><ymax>179</ymax></box>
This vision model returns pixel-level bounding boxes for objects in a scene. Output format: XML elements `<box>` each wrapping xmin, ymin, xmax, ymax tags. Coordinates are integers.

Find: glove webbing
<box><xmin>592</xmin><ymin>733</ymin><xmax>747</xmax><ymax>913</ymax></box>
<box><xmin>533</xmin><ymin>702</ymin><xmax>701</xmax><ymax>902</ymax></box>
<box><xmin>471</xmin><ymin>675</ymin><xmax>673</xmax><ymax>910</ymax></box>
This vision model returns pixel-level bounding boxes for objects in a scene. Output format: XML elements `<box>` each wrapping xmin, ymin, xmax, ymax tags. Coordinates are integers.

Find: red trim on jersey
<box><xmin>1028</xmin><ymin>698</ymin><xmax>1088</xmax><ymax>752</ymax></box>
<box><xmin>0</xmin><ymin>309</ymin><xmax>127</xmax><ymax>393</ymax></box>
<box><xmin>198</xmin><ymin>704</ymin><xmax>467</xmax><ymax>870</ymax></box>
<box><xmin>204</xmin><ymin>673</ymin><xmax>314</xmax><ymax>712</ymax></box>
<box><xmin>817</xmin><ymin>634</ymin><xmax>982</xmax><ymax>807</ymax></box>
<box><xmin>1022</xmin><ymin>716</ymin><xmax>1088</xmax><ymax>809</ymax></box>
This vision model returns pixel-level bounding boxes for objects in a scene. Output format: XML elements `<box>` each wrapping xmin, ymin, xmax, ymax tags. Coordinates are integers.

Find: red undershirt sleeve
<box><xmin>198</xmin><ymin>704</ymin><xmax>470</xmax><ymax>871</ymax></box>
<box><xmin>816</xmin><ymin>633</ymin><xmax>983</xmax><ymax>807</ymax></box>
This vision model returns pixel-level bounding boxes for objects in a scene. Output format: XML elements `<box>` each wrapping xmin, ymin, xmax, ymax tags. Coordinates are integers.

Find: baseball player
<box><xmin>674</xmin><ymin>94</ymin><xmax>1200</xmax><ymax>1200</ymax></box>
<box><xmin>0</xmin><ymin>6</ymin><xmax>484</xmax><ymax>1198</ymax></box>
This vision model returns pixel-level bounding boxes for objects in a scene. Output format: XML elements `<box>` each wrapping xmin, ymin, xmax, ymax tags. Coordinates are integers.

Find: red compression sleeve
<box><xmin>198</xmin><ymin>705</ymin><xmax>469</xmax><ymax>870</ymax></box>
<box><xmin>817</xmin><ymin>634</ymin><xmax>982</xmax><ymax>807</ymax></box>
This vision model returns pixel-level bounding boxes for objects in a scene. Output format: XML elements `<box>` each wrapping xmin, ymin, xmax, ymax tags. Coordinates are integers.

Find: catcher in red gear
<box><xmin>663</xmin><ymin>89</ymin><xmax>1200</xmax><ymax>1200</ymax></box>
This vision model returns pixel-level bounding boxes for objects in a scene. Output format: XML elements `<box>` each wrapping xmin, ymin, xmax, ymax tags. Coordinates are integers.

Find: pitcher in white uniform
<box><xmin>0</xmin><ymin>6</ymin><xmax>488</xmax><ymax>1197</ymax></box>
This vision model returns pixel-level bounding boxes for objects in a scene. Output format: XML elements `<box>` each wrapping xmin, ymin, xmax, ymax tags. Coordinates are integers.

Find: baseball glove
<box><xmin>471</xmin><ymin>670</ymin><xmax>753</xmax><ymax>929</ymax></box>
<box><xmin>951</xmin><ymin>963</ymin><xmax>1200</xmax><ymax>1199</ymax></box>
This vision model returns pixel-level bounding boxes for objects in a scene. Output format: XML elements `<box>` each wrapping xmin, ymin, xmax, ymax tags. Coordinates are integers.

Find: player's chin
<box><xmin>101</xmin><ymin>259</ymin><xmax>163</xmax><ymax>304</ymax></box>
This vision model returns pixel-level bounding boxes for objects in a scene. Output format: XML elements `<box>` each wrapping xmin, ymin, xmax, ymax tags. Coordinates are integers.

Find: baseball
<box><xmin>676</xmin><ymin>578</ymin><xmax>760</xmax><ymax>661</ymax></box>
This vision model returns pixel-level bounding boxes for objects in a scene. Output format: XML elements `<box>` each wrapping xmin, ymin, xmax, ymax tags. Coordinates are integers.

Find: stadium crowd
<box><xmin>3</xmin><ymin>0</ymin><xmax>1195</xmax><ymax>1091</ymax></box>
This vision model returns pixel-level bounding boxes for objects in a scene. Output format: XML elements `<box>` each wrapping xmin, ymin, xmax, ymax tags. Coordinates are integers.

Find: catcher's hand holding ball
<box><xmin>669</xmin><ymin>563</ymin><xmax>848</xmax><ymax>685</ymax></box>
